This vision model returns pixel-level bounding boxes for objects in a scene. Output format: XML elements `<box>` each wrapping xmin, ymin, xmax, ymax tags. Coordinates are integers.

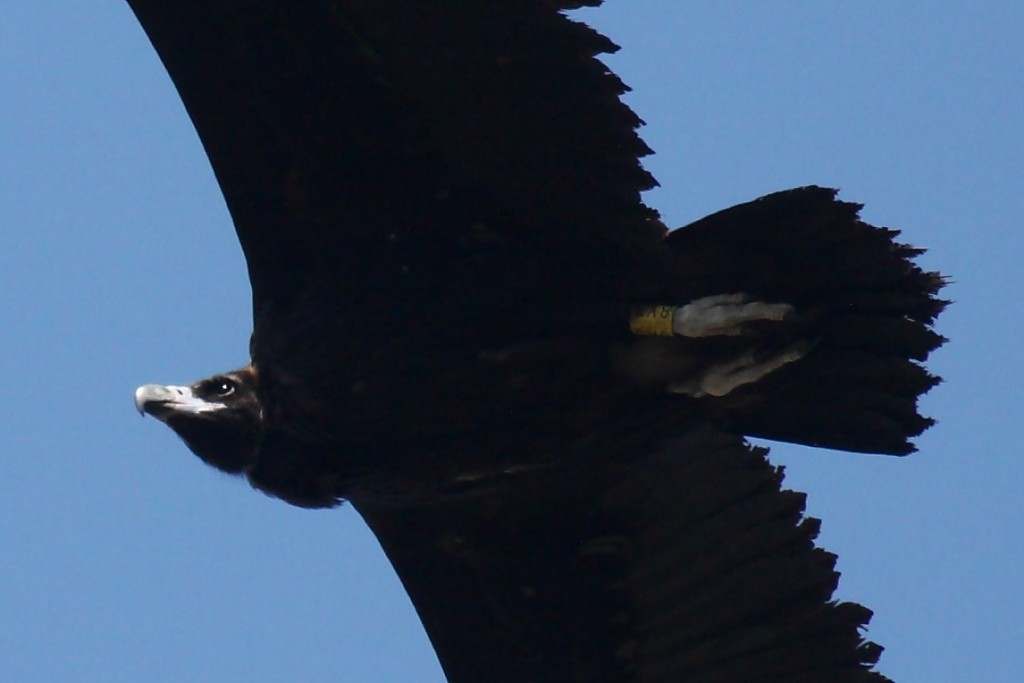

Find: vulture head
<box><xmin>134</xmin><ymin>367</ymin><xmax>261</xmax><ymax>475</ymax></box>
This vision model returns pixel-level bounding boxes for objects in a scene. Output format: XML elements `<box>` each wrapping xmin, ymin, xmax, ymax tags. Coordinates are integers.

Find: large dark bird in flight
<box><xmin>129</xmin><ymin>2</ymin><xmax>944</xmax><ymax>682</ymax></box>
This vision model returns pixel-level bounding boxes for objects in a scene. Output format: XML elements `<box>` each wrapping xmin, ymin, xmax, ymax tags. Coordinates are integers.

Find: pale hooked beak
<box><xmin>134</xmin><ymin>384</ymin><xmax>223</xmax><ymax>420</ymax></box>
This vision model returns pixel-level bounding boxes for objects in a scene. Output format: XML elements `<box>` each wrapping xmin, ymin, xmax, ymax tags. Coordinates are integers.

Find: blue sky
<box><xmin>2</xmin><ymin>2</ymin><xmax>1021</xmax><ymax>681</ymax></box>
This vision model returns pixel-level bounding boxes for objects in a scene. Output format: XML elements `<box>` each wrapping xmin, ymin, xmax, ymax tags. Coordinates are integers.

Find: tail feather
<box><xmin>666</xmin><ymin>186</ymin><xmax>945</xmax><ymax>455</ymax></box>
<box><xmin>821</xmin><ymin>314</ymin><xmax>944</xmax><ymax>362</ymax></box>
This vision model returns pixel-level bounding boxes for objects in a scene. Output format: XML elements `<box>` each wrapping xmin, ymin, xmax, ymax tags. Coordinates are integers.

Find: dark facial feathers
<box><xmin>135</xmin><ymin>367</ymin><xmax>262</xmax><ymax>474</ymax></box>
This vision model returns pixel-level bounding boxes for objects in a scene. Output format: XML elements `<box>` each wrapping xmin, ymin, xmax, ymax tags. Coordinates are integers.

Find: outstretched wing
<box><xmin>125</xmin><ymin>0</ymin><xmax>675</xmax><ymax>445</ymax></box>
<box><xmin>124</xmin><ymin>0</ymin><xmax>667</xmax><ymax>323</ymax></box>
<box><xmin>357</xmin><ymin>431</ymin><xmax>889</xmax><ymax>683</ymax></box>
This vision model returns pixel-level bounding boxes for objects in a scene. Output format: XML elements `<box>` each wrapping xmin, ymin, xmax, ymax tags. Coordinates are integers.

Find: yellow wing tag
<box><xmin>629</xmin><ymin>305</ymin><xmax>676</xmax><ymax>337</ymax></box>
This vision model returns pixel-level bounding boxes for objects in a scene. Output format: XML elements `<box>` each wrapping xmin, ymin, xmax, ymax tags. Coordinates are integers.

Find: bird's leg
<box><xmin>668</xmin><ymin>341</ymin><xmax>809</xmax><ymax>398</ymax></box>
<box><xmin>629</xmin><ymin>295</ymin><xmax>794</xmax><ymax>338</ymax></box>
<box><xmin>628</xmin><ymin>294</ymin><xmax>806</xmax><ymax>397</ymax></box>
<box><xmin>672</xmin><ymin>294</ymin><xmax>794</xmax><ymax>337</ymax></box>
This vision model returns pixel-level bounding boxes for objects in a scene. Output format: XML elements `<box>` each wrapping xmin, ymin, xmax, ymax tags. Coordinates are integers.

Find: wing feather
<box><xmin>126</xmin><ymin>0</ymin><xmax>674</xmax><ymax>445</ymax></box>
<box><xmin>125</xmin><ymin>0</ymin><xmax>668</xmax><ymax>319</ymax></box>
<box><xmin>358</xmin><ymin>431</ymin><xmax>890</xmax><ymax>683</ymax></box>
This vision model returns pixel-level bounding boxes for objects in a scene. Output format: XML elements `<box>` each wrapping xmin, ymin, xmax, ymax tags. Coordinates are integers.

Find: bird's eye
<box><xmin>209</xmin><ymin>378</ymin><xmax>236</xmax><ymax>398</ymax></box>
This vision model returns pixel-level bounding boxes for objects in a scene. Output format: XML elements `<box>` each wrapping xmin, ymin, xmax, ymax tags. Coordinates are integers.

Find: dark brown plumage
<box><xmin>129</xmin><ymin>2</ymin><xmax>944</xmax><ymax>682</ymax></box>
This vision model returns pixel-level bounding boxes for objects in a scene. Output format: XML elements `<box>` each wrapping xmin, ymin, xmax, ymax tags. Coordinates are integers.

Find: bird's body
<box><xmin>129</xmin><ymin>2</ymin><xmax>944</xmax><ymax>681</ymax></box>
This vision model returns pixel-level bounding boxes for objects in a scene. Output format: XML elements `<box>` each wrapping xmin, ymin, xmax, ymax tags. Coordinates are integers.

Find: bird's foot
<box><xmin>671</xmin><ymin>294</ymin><xmax>794</xmax><ymax>337</ymax></box>
<box><xmin>630</xmin><ymin>294</ymin><xmax>794</xmax><ymax>338</ymax></box>
<box><xmin>668</xmin><ymin>341</ymin><xmax>809</xmax><ymax>398</ymax></box>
